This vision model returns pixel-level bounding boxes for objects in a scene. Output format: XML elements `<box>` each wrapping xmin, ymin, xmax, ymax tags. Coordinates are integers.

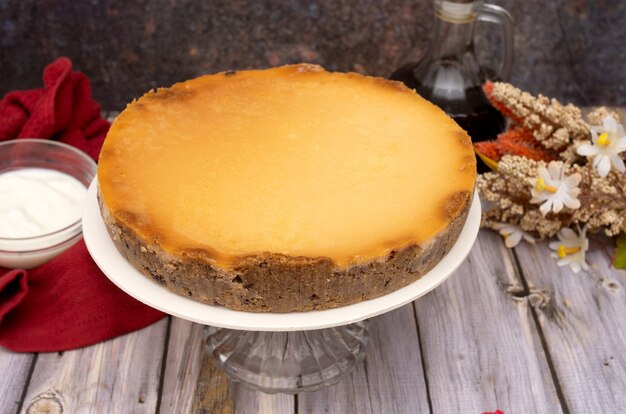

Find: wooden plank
<box><xmin>414</xmin><ymin>231</ymin><xmax>563</xmax><ymax>413</ymax></box>
<box><xmin>194</xmin><ymin>350</ymin><xmax>234</xmax><ymax>414</ymax></box>
<box><xmin>231</xmin><ymin>385</ymin><xmax>294</xmax><ymax>414</ymax></box>
<box><xmin>158</xmin><ymin>317</ymin><xmax>206</xmax><ymax>413</ymax></box>
<box><xmin>298</xmin><ymin>305</ymin><xmax>430</xmax><ymax>414</ymax></box>
<box><xmin>297</xmin><ymin>362</ymin><xmax>373</xmax><ymax>414</ymax></box>
<box><xmin>159</xmin><ymin>317</ymin><xmax>237</xmax><ymax>414</ymax></box>
<box><xmin>20</xmin><ymin>318</ymin><xmax>168</xmax><ymax>413</ymax></box>
<box><xmin>159</xmin><ymin>317</ymin><xmax>294</xmax><ymax>414</ymax></box>
<box><xmin>0</xmin><ymin>348</ymin><xmax>35</xmax><ymax>414</ymax></box>
<box><xmin>514</xmin><ymin>241</ymin><xmax>626</xmax><ymax>413</ymax></box>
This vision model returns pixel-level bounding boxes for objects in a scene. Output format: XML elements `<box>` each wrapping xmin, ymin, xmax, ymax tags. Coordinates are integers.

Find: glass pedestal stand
<box><xmin>204</xmin><ymin>321</ymin><xmax>370</xmax><ymax>394</ymax></box>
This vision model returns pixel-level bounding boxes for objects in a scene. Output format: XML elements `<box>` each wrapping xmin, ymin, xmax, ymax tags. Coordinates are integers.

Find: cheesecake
<box><xmin>98</xmin><ymin>64</ymin><xmax>476</xmax><ymax>312</ymax></box>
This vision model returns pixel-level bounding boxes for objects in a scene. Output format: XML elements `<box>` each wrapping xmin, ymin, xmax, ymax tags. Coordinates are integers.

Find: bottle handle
<box><xmin>476</xmin><ymin>3</ymin><xmax>514</xmax><ymax>81</ymax></box>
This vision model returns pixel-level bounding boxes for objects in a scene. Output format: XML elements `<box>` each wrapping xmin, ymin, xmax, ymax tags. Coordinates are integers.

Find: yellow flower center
<box><xmin>557</xmin><ymin>245</ymin><xmax>581</xmax><ymax>258</ymax></box>
<box><xmin>535</xmin><ymin>177</ymin><xmax>558</xmax><ymax>193</ymax></box>
<box><xmin>597</xmin><ymin>132</ymin><xmax>611</xmax><ymax>146</ymax></box>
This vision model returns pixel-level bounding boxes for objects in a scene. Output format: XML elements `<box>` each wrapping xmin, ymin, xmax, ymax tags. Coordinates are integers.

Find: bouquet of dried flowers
<box><xmin>475</xmin><ymin>81</ymin><xmax>626</xmax><ymax>273</ymax></box>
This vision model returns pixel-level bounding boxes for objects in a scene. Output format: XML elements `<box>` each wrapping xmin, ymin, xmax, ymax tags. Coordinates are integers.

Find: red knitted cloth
<box><xmin>0</xmin><ymin>57</ymin><xmax>165</xmax><ymax>352</ymax></box>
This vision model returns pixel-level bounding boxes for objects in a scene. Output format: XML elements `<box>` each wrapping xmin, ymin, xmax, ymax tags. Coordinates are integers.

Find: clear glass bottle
<box><xmin>391</xmin><ymin>0</ymin><xmax>514</xmax><ymax>144</ymax></box>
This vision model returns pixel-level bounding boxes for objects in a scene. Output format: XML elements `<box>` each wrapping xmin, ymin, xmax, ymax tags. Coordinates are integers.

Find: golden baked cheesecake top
<box><xmin>98</xmin><ymin>64</ymin><xmax>476</xmax><ymax>268</ymax></box>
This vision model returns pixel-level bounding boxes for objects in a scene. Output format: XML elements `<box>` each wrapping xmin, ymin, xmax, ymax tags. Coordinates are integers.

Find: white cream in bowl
<box><xmin>0</xmin><ymin>168</ymin><xmax>87</xmax><ymax>268</ymax></box>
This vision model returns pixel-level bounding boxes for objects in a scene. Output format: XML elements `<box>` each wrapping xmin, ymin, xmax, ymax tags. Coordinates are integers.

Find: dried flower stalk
<box><xmin>477</xmin><ymin>82</ymin><xmax>626</xmax><ymax>241</ymax></box>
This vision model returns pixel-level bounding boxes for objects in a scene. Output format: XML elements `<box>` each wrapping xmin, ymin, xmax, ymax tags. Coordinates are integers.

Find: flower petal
<box><xmin>611</xmin><ymin>155</ymin><xmax>625</xmax><ymax>172</ymax></box>
<box><xmin>589</xmin><ymin>129</ymin><xmax>600</xmax><ymax>143</ymax></box>
<box><xmin>552</xmin><ymin>198</ymin><xmax>564</xmax><ymax>213</ymax></box>
<box><xmin>539</xmin><ymin>200</ymin><xmax>552</xmax><ymax>216</ymax></box>
<box><xmin>570</xmin><ymin>261</ymin><xmax>581</xmax><ymax>273</ymax></box>
<box><xmin>548</xmin><ymin>162</ymin><xmax>562</xmax><ymax>180</ymax></box>
<box><xmin>597</xmin><ymin>155</ymin><xmax>611</xmax><ymax>177</ymax></box>
<box><xmin>559</xmin><ymin>227</ymin><xmax>577</xmax><ymax>241</ymax></box>
<box><xmin>563</xmin><ymin>195</ymin><xmax>581</xmax><ymax>210</ymax></box>
<box><xmin>565</xmin><ymin>173</ymin><xmax>582</xmax><ymax>186</ymax></box>
<box><xmin>530</xmin><ymin>197</ymin><xmax>542</xmax><ymax>204</ymax></box>
<box><xmin>604</xmin><ymin>115</ymin><xmax>618</xmax><ymax>132</ymax></box>
<box><xmin>537</xmin><ymin>166</ymin><xmax>550</xmax><ymax>181</ymax></box>
<box><xmin>504</xmin><ymin>231</ymin><xmax>522</xmax><ymax>248</ymax></box>
<box><xmin>498</xmin><ymin>227</ymin><xmax>513</xmax><ymax>237</ymax></box>
<box><xmin>568</xmin><ymin>187</ymin><xmax>581</xmax><ymax>198</ymax></box>
<box><xmin>577</xmin><ymin>144</ymin><xmax>598</xmax><ymax>156</ymax></box>
<box><xmin>530</xmin><ymin>192</ymin><xmax>546</xmax><ymax>203</ymax></box>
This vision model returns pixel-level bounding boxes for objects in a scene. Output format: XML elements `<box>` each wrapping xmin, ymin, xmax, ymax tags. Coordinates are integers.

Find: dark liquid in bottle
<box><xmin>390</xmin><ymin>63</ymin><xmax>505</xmax><ymax>171</ymax></box>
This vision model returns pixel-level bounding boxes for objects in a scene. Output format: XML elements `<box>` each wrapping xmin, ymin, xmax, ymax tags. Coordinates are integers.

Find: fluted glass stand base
<box><xmin>204</xmin><ymin>321</ymin><xmax>370</xmax><ymax>394</ymax></box>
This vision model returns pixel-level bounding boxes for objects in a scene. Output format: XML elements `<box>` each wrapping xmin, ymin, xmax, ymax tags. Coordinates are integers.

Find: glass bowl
<box><xmin>0</xmin><ymin>139</ymin><xmax>97</xmax><ymax>269</ymax></box>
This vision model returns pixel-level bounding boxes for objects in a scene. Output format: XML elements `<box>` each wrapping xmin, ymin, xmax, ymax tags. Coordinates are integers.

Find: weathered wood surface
<box><xmin>414</xmin><ymin>230</ymin><xmax>563</xmax><ymax>414</ymax></box>
<box><xmin>159</xmin><ymin>317</ymin><xmax>293</xmax><ymax>414</ymax></box>
<box><xmin>20</xmin><ymin>318</ymin><xmax>168</xmax><ymax>413</ymax></box>
<box><xmin>1</xmin><ymin>233</ymin><xmax>624</xmax><ymax>413</ymax></box>
<box><xmin>515</xmin><ymin>242</ymin><xmax>626</xmax><ymax>413</ymax></box>
<box><xmin>0</xmin><ymin>348</ymin><xmax>34</xmax><ymax>414</ymax></box>
<box><xmin>298</xmin><ymin>305</ymin><xmax>430</xmax><ymax>414</ymax></box>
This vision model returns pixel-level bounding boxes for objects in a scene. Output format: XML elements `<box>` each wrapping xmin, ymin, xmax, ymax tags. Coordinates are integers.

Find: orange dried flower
<box><xmin>483</xmin><ymin>81</ymin><xmax>523</xmax><ymax>125</ymax></box>
<box><xmin>498</xmin><ymin>128</ymin><xmax>556</xmax><ymax>161</ymax></box>
<box><xmin>474</xmin><ymin>141</ymin><xmax>500</xmax><ymax>160</ymax></box>
<box><xmin>475</xmin><ymin>127</ymin><xmax>556</xmax><ymax>162</ymax></box>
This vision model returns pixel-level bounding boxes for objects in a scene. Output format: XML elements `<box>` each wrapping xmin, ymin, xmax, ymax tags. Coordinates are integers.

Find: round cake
<box><xmin>98</xmin><ymin>64</ymin><xmax>476</xmax><ymax>312</ymax></box>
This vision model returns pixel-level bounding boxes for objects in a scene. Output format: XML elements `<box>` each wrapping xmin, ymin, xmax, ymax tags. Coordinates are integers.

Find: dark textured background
<box><xmin>1</xmin><ymin>0</ymin><xmax>625</xmax><ymax>110</ymax></box>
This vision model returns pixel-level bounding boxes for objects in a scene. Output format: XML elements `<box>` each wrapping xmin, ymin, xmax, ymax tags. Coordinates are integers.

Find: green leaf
<box><xmin>615</xmin><ymin>233</ymin><xmax>626</xmax><ymax>269</ymax></box>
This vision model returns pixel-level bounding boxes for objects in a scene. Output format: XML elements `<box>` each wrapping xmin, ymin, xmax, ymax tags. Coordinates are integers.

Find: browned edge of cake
<box><xmin>98</xmin><ymin>189</ymin><xmax>473</xmax><ymax>313</ymax></box>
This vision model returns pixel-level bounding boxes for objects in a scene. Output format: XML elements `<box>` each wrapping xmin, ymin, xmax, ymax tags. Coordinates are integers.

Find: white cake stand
<box><xmin>83</xmin><ymin>179</ymin><xmax>480</xmax><ymax>393</ymax></box>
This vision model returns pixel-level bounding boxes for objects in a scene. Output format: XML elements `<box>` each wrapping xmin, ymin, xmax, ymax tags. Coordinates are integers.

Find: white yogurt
<box><xmin>0</xmin><ymin>168</ymin><xmax>87</xmax><ymax>268</ymax></box>
<box><xmin>0</xmin><ymin>168</ymin><xmax>86</xmax><ymax>238</ymax></box>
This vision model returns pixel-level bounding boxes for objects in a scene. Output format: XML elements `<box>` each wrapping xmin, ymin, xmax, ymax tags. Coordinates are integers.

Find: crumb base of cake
<box><xmin>99</xmin><ymin>191</ymin><xmax>472</xmax><ymax>313</ymax></box>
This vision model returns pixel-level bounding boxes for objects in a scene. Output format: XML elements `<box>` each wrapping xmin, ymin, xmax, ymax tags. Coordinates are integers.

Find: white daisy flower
<box><xmin>530</xmin><ymin>161</ymin><xmax>582</xmax><ymax>216</ymax></box>
<box><xmin>492</xmin><ymin>223</ymin><xmax>536</xmax><ymax>248</ymax></box>
<box><xmin>577</xmin><ymin>115</ymin><xmax>626</xmax><ymax>177</ymax></box>
<box><xmin>549</xmin><ymin>227</ymin><xmax>589</xmax><ymax>273</ymax></box>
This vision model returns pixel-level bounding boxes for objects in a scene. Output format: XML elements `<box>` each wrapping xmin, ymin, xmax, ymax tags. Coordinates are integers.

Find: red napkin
<box><xmin>0</xmin><ymin>242</ymin><xmax>164</xmax><ymax>352</ymax></box>
<box><xmin>0</xmin><ymin>57</ymin><xmax>165</xmax><ymax>352</ymax></box>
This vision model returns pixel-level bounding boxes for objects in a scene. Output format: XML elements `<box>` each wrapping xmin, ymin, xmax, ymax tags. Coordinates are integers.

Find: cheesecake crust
<box><xmin>100</xmin><ymin>189</ymin><xmax>472</xmax><ymax>312</ymax></box>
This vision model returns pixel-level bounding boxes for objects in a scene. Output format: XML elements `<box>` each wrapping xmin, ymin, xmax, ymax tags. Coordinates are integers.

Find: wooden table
<box><xmin>2</xmin><ymin>111</ymin><xmax>626</xmax><ymax>414</ymax></box>
<box><xmin>3</xmin><ymin>229</ymin><xmax>625</xmax><ymax>413</ymax></box>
